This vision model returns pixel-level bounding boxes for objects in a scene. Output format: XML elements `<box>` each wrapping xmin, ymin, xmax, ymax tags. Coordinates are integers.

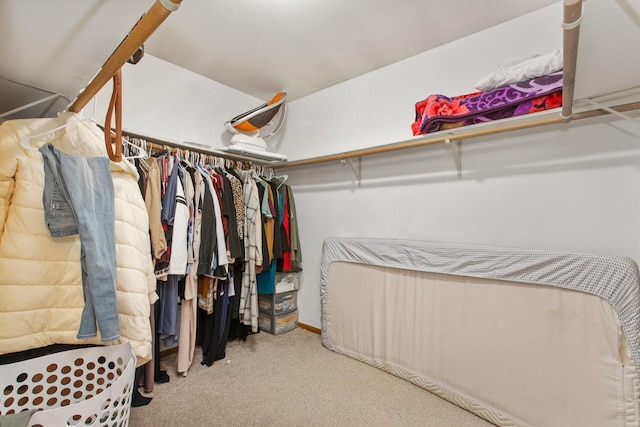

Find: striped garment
<box><xmin>239</xmin><ymin>169</ymin><xmax>263</xmax><ymax>332</ymax></box>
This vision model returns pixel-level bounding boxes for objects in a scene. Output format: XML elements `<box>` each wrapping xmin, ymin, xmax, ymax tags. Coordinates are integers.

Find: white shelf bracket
<box><xmin>445</xmin><ymin>135</ymin><xmax>462</xmax><ymax>178</ymax></box>
<box><xmin>0</xmin><ymin>94</ymin><xmax>62</xmax><ymax>119</ymax></box>
<box><xmin>583</xmin><ymin>98</ymin><xmax>640</xmax><ymax>126</ymax></box>
<box><xmin>341</xmin><ymin>157</ymin><xmax>362</xmax><ymax>186</ymax></box>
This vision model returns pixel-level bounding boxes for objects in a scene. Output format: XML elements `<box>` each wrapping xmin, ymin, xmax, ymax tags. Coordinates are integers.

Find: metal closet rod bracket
<box><xmin>445</xmin><ymin>135</ymin><xmax>462</xmax><ymax>178</ymax></box>
<box><xmin>341</xmin><ymin>157</ymin><xmax>362</xmax><ymax>186</ymax></box>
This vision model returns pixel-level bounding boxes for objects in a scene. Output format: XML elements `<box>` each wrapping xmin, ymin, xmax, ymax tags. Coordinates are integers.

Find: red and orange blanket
<box><xmin>412</xmin><ymin>71</ymin><xmax>563</xmax><ymax>136</ymax></box>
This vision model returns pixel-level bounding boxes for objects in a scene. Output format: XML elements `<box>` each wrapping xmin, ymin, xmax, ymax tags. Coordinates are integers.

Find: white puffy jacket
<box><xmin>0</xmin><ymin>113</ymin><xmax>157</xmax><ymax>365</ymax></box>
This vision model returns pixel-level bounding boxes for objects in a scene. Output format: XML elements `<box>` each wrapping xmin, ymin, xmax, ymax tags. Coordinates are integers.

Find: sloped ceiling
<box><xmin>0</xmin><ymin>0</ymin><xmax>558</xmax><ymax>119</ymax></box>
<box><xmin>144</xmin><ymin>0</ymin><xmax>559</xmax><ymax>101</ymax></box>
<box><xmin>0</xmin><ymin>1</ymin><xmax>151</xmax><ymax>101</ymax></box>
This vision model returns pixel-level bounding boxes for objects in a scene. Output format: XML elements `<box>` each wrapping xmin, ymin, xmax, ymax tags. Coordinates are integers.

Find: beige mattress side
<box><xmin>324</xmin><ymin>262</ymin><xmax>640</xmax><ymax>427</ymax></box>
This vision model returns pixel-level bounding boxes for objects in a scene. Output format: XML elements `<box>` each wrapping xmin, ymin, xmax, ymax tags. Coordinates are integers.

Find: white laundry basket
<box><xmin>0</xmin><ymin>342</ymin><xmax>136</xmax><ymax>427</ymax></box>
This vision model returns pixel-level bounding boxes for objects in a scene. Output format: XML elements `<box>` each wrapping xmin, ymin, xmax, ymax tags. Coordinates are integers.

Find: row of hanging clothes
<box><xmin>124</xmin><ymin>136</ymin><xmax>302</xmax><ymax>377</ymax></box>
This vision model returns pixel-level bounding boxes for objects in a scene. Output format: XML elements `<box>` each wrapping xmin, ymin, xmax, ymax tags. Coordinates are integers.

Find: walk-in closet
<box><xmin>1</xmin><ymin>1</ymin><xmax>640</xmax><ymax>426</ymax></box>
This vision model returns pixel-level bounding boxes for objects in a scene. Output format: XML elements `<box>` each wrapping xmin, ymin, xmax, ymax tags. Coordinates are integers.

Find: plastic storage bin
<box><xmin>257</xmin><ymin>270</ymin><xmax>301</xmax><ymax>295</ymax></box>
<box><xmin>275</xmin><ymin>272</ymin><xmax>300</xmax><ymax>293</ymax></box>
<box><xmin>258</xmin><ymin>310</ymin><xmax>298</xmax><ymax>335</ymax></box>
<box><xmin>258</xmin><ymin>290</ymin><xmax>298</xmax><ymax>316</ymax></box>
<box><xmin>0</xmin><ymin>342</ymin><xmax>136</xmax><ymax>427</ymax></box>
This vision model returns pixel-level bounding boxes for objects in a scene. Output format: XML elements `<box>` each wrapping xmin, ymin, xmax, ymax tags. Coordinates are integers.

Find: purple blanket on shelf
<box><xmin>412</xmin><ymin>71</ymin><xmax>563</xmax><ymax>136</ymax></box>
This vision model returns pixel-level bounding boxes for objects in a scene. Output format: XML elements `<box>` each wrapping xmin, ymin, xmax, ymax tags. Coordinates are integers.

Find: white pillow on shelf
<box><xmin>475</xmin><ymin>49</ymin><xmax>563</xmax><ymax>92</ymax></box>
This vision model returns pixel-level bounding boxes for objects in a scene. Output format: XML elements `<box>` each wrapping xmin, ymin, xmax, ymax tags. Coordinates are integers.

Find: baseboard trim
<box><xmin>159</xmin><ymin>345</ymin><xmax>179</xmax><ymax>359</ymax></box>
<box><xmin>298</xmin><ymin>322</ymin><xmax>321</xmax><ymax>335</ymax></box>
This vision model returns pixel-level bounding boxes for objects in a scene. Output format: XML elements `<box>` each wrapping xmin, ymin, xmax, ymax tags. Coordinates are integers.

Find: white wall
<box><xmin>281</xmin><ymin>4</ymin><xmax>562</xmax><ymax>161</ymax></box>
<box><xmin>279</xmin><ymin>3</ymin><xmax>640</xmax><ymax>328</ymax></box>
<box><xmin>88</xmin><ymin>54</ymin><xmax>261</xmax><ymax>147</ymax></box>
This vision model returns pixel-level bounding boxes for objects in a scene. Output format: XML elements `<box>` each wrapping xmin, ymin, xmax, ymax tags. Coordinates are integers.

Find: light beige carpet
<box><xmin>129</xmin><ymin>327</ymin><xmax>494</xmax><ymax>426</ymax></box>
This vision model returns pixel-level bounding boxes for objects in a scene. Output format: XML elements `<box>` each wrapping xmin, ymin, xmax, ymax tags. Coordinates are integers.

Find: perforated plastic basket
<box><xmin>0</xmin><ymin>342</ymin><xmax>136</xmax><ymax>427</ymax></box>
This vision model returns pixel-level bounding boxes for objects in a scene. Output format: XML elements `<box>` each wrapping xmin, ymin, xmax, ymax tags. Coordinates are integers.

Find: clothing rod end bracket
<box><xmin>582</xmin><ymin>98</ymin><xmax>640</xmax><ymax>127</ymax></box>
<box><xmin>445</xmin><ymin>136</ymin><xmax>462</xmax><ymax>178</ymax></box>
<box><xmin>341</xmin><ymin>157</ymin><xmax>362</xmax><ymax>187</ymax></box>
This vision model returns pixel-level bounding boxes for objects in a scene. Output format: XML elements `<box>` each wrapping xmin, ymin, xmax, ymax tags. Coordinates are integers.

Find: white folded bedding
<box><xmin>475</xmin><ymin>49</ymin><xmax>563</xmax><ymax>91</ymax></box>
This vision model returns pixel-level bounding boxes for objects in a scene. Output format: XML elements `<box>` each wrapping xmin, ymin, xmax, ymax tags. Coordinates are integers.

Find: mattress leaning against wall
<box><xmin>320</xmin><ymin>237</ymin><xmax>640</xmax><ymax>427</ymax></box>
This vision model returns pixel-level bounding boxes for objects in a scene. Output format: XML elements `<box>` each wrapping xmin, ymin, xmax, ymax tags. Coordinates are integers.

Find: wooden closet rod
<box><xmin>69</xmin><ymin>0</ymin><xmax>183</xmax><ymax>113</ymax></box>
<box><xmin>562</xmin><ymin>0</ymin><xmax>583</xmax><ymax>120</ymax></box>
<box><xmin>119</xmin><ymin>128</ymin><xmax>273</xmax><ymax>165</ymax></box>
<box><xmin>279</xmin><ymin>101</ymin><xmax>640</xmax><ymax>169</ymax></box>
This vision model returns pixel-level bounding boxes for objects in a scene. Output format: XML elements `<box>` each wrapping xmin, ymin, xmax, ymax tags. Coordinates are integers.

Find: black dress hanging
<box><xmin>200</xmin><ymin>280</ymin><xmax>233</xmax><ymax>366</ymax></box>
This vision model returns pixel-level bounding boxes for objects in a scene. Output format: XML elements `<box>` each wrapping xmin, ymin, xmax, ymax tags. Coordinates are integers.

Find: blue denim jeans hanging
<box><xmin>39</xmin><ymin>143</ymin><xmax>120</xmax><ymax>342</ymax></box>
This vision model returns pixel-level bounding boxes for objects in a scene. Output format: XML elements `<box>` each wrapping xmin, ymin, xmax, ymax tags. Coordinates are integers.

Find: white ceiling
<box><xmin>145</xmin><ymin>0</ymin><xmax>559</xmax><ymax>101</ymax></box>
<box><xmin>0</xmin><ymin>0</ymin><xmax>151</xmax><ymax>117</ymax></box>
<box><xmin>0</xmin><ymin>0</ymin><xmax>558</xmax><ymax>115</ymax></box>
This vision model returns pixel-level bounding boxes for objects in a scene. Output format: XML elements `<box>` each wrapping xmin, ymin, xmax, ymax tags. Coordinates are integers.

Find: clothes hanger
<box><xmin>21</xmin><ymin>115</ymin><xmax>149</xmax><ymax>162</ymax></box>
<box><xmin>90</xmin><ymin>118</ymin><xmax>148</xmax><ymax>160</ymax></box>
<box><xmin>0</xmin><ymin>93</ymin><xmax>68</xmax><ymax>120</ymax></box>
<box><xmin>274</xmin><ymin>174</ymin><xmax>288</xmax><ymax>189</ymax></box>
<box><xmin>20</xmin><ymin>115</ymin><xmax>93</xmax><ymax>152</ymax></box>
<box><xmin>151</xmin><ymin>146</ymin><xmax>168</xmax><ymax>158</ymax></box>
<box><xmin>121</xmin><ymin>136</ymin><xmax>149</xmax><ymax>160</ymax></box>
